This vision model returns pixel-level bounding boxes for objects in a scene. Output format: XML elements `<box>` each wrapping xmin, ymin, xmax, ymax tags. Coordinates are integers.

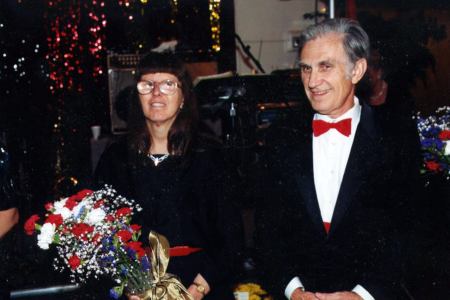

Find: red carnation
<box><xmin>116</xmin><ymin>230</ymin><xmax>132</xmax><ymax>242</ymax></box>
<box><xmin>438</xmin><ymin>130</ymin><xmax>450</xmax><ymax>140</ymax></box>
<box><xmin>61</xmin><ymin>225</ymin><xmax>70</xmax><ymax>234</ymax></box>
<box><xmin>24</xmin><ymin>214</ymin><xmax>40</xmax><ymax>235</ymax></box>
<box><xmin>105</xmin><ymin>215</ymin><xmax>115</xmax><ymax>222</ymax></box>
<box><xmin>93</xmin><ymin>199</ymin><xmax>105</xmax><ymax>209</ymax></box>
<box><xmin>76</xmin><ymin>189</ymin><xmax>93</xmax><ymax>200</ymax></box>
<box><xmin>64</xmin><ymin>198</ymin><xmax>78</xmax><ymax>210</ymax></box>
<box><xmin>68</xmin><ymin>189</ymin><xmax>93</xmax><ymax>203</ymax></box>
<box><xmin>127</xmin><ymin>241</ymin><xmax>146</xmax><ymax>258</ymax></box>
<box><xmin>45</xmin><ymin>214</ymin><xmax>63</xmax><ymax>226</ymax></box>
<box><xmin>425</xmin><ymin>160</ymin><xmax>441</xmax><ymax>172</ymax></box>
<box><xmin>44</xmin><ymin>202</ymin><xmax>53</xmax><ymax>211</ymax></box>
<box><xmin>68</xmin><ymin>254</ymin><xmax>81</xmax><ymax>270</ymax></box>
<box><xmin>72</xmin><ymin>223</ymin><xmax>94</xmax><ymax>237</ymax></box>
<box><xmin>130</xmin><ymin>224</ymin><xmax>141</xmax><ymax>232</ymax></box>
<box><xmin>92</xmin><ymin>233</ymin><xmax>101</xmax><ymax>244</ymax></box>
<box><xmin>116</xmin><ymin>207</ymin><xmax>132</xmax><ymax>217</ymax></box>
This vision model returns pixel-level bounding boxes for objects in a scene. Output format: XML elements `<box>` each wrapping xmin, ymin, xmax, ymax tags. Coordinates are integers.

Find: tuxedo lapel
<box><xmin>292</xmin><ymin>127</ymin><xmax>328</xmax><ymax>236</ymax></box>
<box><xmin>329</xmin><ymin>104</ymin><xmax>381</xmax><ymax>235</ymax></box>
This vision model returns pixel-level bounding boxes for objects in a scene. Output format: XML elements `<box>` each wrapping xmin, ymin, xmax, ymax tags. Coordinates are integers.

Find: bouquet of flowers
<box><xmin>24</xmin><ymin>186</ymin><xmax>191</xmax><ymax>300</ymax></box>
<box><xmin>415</xmin><ymin>106</ymin><xmax>450</xmax><ymax>180</ymax></box>
<box><xmin>234</xmin><ymin>282</ymin><xmax>273</xmax><ymax>300</ymax></box>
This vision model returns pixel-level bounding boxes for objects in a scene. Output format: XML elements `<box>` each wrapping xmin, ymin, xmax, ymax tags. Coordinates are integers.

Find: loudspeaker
<box><xmin>107</xmin><ymin>54</ymin><xmax>141</xmax><ymax>134</ymax></box>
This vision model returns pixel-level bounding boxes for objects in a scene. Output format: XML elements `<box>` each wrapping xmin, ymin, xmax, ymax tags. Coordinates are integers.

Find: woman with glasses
<box><xmin>94</xmin><ymin>52</ymin><xmax>243</xmax><ymax>300</ymax></box>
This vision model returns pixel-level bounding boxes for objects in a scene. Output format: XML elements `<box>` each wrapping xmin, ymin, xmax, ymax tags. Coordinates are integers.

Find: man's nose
<box><xmin>307</xmin><ymin>69</ymin><xmax>321</xmax><ymax>88</ymax></box>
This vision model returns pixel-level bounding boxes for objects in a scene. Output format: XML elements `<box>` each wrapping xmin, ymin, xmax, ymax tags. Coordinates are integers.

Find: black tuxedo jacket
<box><xmin>255</xmin><ymin>102</ymin><xmax>421</xmax><ymax>299</ymax></box>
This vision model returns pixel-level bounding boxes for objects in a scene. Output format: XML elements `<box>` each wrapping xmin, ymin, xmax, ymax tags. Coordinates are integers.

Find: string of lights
<box><xmin>45</xmin><ymin>0</ymin><xmax>82</xmax><ymax>93</ymax></box>
<box><xmin>209</xmin><ymin>0</ymin><xmax>221</xmax><ymax>52</ymax></box>
<box><xmin>3</xmin><ymin>0</ymin><xmax>225</xmax><ymax>185</ymax></box>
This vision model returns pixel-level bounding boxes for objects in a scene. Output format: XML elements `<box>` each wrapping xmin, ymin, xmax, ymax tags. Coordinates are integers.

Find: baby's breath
<box><xmin>415</xmin><ymin>106</ymin><xmax>450</xmax><ymax>180</ymax></box>
<box><xmin>25</xmin><ymin>185</ymin><xmax>151</xmax><ymax>299</ymax></box>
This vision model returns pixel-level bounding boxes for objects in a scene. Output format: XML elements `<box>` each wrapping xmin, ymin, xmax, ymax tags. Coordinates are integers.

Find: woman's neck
<box><xmin>147</xmin><ymin>122</ymin><xmax>170</xmax><ymax>154</ymax></box>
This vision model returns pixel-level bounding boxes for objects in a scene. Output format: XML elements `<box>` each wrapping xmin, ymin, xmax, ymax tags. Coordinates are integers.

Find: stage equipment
<box><xmin>194</xmin><ymin>70</ymin><xmax>306</xmax><ymax>148</ymax></box>
<box><xmin>10</xmin><ymin>284</ymin><xmax>79</xmax><ymax>298</ymax></box>
<box><xmin>235</xmin><ymin>33</ymin><xmax>266</xmax><ymax>74</ymax></box>
<box><xmin>107</xmin><ymin>54</ymin><xmax>141</xmax><ymax>134</ymax></box>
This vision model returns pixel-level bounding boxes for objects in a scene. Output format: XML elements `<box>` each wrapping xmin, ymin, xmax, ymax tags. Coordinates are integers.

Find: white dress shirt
<box><xmin>313</xmin><ymin>98</ymin><xmax>361</xmax><ymax>223</ymax></box>
<box><xmin>285</xmin><ymin>97</ymin><xmax>375</xmax><ymax>300</ymax></box>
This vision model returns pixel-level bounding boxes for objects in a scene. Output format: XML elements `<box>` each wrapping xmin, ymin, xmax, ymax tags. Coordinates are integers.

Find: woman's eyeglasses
<box><xmin>137</xmin><ymin>79</ymin><xmax>181</xmax><ymax>96</ymax></box>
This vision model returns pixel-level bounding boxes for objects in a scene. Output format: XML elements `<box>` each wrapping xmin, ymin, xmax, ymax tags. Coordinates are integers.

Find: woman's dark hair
<box><xmin>127</xmin><ymin>51</ymin><xmax>198</xmax><ymax>156</ymax></box>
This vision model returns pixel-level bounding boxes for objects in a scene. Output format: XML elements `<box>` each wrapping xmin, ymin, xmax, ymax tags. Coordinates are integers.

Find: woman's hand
<box><xmin>187</xmin><ymin>273</ymin><xmax>210</xmax><ymax>300</ymax></box>
<box><xmin>187</xmin><ymin>284</ymin><xmax>205</xmax><ymax>300</ymax></box>
<box><xmin>128</xmin><ymin>295</ymin><xmax>142</xmax><ymax>300</ymax></box>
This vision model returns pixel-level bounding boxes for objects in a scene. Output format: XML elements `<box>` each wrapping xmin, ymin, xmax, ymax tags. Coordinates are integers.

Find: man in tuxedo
<box><xmin>255</xmin><ymin>18</ymin><xmax>421</xmax><ymax>300</ymax></box>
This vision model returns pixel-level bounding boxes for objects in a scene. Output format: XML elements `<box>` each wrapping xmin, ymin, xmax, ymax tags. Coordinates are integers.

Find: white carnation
<box><xmin>444</xmin><ymin>141</ymin><xmax>450</xmax><ymax>156</ymax></box>
<box><xmin>58</xmin><ymin>207</ymin><xmax>72</xmax><ymax>220</ymax></box>
<box><xmin>53</xmin><ymin>198</ymin><xmax>72</xmax><ymax>219</ymax></box>
<box><xmin>37</xmin><ymin>223</ymin><xmax>56</xmax><ymax>249</ymax></box>
<box><xmin>53</xmin><ymin>198</ymin><xmax>68</xmax><ymax>211</ymax></box>
<box><xmin>85</xmin><ymin>208</ymin><xmax>106</xmax><ymax>225</ymax></box>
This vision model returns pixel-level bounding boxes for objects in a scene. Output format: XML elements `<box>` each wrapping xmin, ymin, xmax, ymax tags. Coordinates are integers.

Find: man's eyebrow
<box><xmin>299</xmin><ymin>59</ymin><xmax>335</xmax><ymax>68</ymax></box>
<box><xmin>299</xmin><ymin>62</ymin><xmax>310</xmax><ymax>68</ymax></box>
<box><xmin>318</xmin><ymin>59</ymin><xmax>334</xmax><ymax>65</ymax></box>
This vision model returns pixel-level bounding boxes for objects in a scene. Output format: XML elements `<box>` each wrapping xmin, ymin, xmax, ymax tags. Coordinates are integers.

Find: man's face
<box><xmin>299</xmin><ymin>33</ymin><xmax>365</xmax><ymax>118</ymax></box>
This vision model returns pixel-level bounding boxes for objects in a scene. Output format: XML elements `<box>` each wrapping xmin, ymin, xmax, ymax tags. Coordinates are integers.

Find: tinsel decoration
<box><xmin>209</xmin><ymin>0</ymin><xmax>221</xmax><ymax>52</ymax></box>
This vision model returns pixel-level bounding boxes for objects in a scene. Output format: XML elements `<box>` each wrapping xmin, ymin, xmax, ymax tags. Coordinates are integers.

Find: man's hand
<box><xmin>291</xmin><ymin>288</ymin><xmax>319</xmax><ymax>300</ymax></box>
<box><xmin>315</xmin><ymin>291</ymin><xmax>363</xmax><ymax>300</ymax></box>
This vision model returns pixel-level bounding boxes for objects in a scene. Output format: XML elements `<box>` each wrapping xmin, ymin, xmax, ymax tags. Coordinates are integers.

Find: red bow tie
<box><xmin>312</xmin><ymin>118</ymin><xmax>352</xmax><ymax>137</ymax></box>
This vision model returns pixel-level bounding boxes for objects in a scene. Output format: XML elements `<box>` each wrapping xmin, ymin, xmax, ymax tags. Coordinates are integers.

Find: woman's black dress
<box><xmin>94</xmin><ymin>139</ymin><xmax>244</xmax><ymax>299</ymax></box>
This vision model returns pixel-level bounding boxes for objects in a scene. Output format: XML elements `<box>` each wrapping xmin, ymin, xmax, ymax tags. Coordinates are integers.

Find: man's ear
<box><xmin>351</xmin><ymin>58</ymin><xmax>367</xmax><ymax>84</ymax></box>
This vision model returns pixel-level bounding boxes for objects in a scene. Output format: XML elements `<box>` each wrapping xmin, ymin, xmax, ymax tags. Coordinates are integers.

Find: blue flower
<box><xmin>421</xmin><ymin>138</ymin><xmax>435</xmax><ymax>148</ymax></box>
<box><xmin>425</xmin><ymin>127</ymin><xmax>440</xmax><ymax>136</ymax></box>
<box><xmin>102</xmin><ymin>236</ymin><xmax>114</xmax><ymax>247</ymax></box>
<box><xmin>421</xmin><ymin>138</ymin><xmax>443</xmax><ymax>150</ymax></box>
<box><xmin>140</xmin><ymin>256</ymin><xmax>151</xmax><ymax>272</ymax></box>
<box><xmin>120</xmin><ymin>265</ymin><xmax>128</xmax><ymax>276</ymax></box>
<box><xmin>99</xmin><ymin>255</ymin><xmax>114</xmax><ymax>267</ymax></box>
<box><xmin>126</xmin><ymin>247</ymin><xmax>137</xmax><ymax>259</ymax></box>
<box><xmin>423</xmin><ymin>152</ymin><xmax>434</xmax><ymax>160</ymax></box>
<box><xmin>109</xmin><ymin>288</ymin><xmax>120</xmax><ymax>299</ymax></box>
<box><xmin>74</xmin><ymin>205</ymin><xmax>85</xmax><ymax>220</ymax></box>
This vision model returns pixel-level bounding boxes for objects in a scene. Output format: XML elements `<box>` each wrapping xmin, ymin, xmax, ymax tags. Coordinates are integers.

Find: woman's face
<box><xmin>138</xmin><ymin>72</ymin><xmax>183</xmax><ymax>127</ymax></box>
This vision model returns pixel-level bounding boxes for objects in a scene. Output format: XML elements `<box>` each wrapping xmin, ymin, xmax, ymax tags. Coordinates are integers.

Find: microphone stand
<box><xmin>234</xmin><ymin>33</ymin><xmax>266</xmax><ymax>74</ymax></box>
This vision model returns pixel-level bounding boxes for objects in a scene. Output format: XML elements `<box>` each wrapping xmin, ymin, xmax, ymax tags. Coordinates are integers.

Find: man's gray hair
<box><xmin>299</xmin><ymin>18</ymin><xmax>370</xmax><ymax>65</ymax></box>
